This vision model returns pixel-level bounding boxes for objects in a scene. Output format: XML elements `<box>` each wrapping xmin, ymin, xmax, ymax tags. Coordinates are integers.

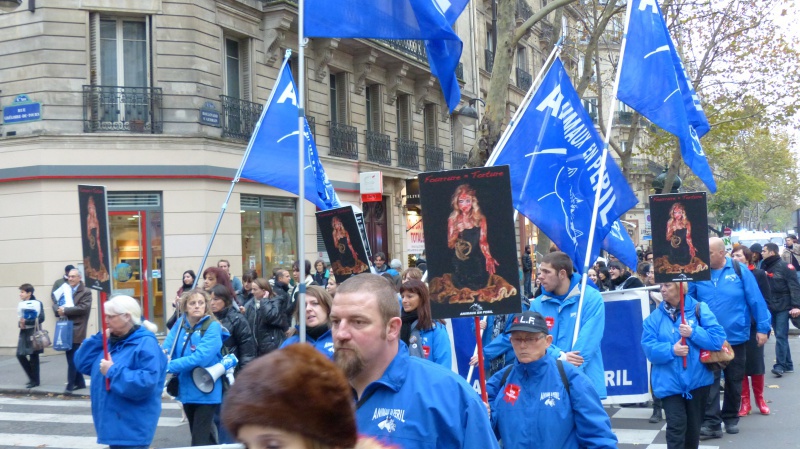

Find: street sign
<box><xmin>2</xmin><ymin>94</ymin><xmax>42</xmax><ymax>124</ymax></box>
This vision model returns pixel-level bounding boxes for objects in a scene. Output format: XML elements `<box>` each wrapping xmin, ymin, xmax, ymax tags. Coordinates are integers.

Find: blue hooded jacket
<box><xmin>356</xmin><ymin>342</ymin><xmax>499</xmax><ymax>449</ymax></box>
<box><xmin>161</xmin><ymin>315</ymin><xmax>227</xmax><ymax>404</ymax></box>
<box><xmin>280</xmin><ymin>327</ymin><xmax>335</xmax><ymax>359</ymax></box>
<box><xmin>486</xmin><ymin>356</ymin><xmax>617</xmax><ymax>449</ymax></box>
<box><xmin>408</xmin><ymin>321</ymin><xmax>452</xmax><ymax>368</ymax></box>
<box><xmin>75</xmin><ymin>326</ymin><xmax>167</xmax><ymax>446</ymax></box>
<box><xmin>642</xmin><ymin>294</ymin><xmax>726</xmax><ymax>399</ymax></box>
<box><xmin>687</xmin><ymin>257</ymin><xmax>771</xmax><ymax>345</ymax></box>
<box><xmin>531</xmin><ymin>273</ymin><xmax>607</xmax><ymax>398</ymax></box>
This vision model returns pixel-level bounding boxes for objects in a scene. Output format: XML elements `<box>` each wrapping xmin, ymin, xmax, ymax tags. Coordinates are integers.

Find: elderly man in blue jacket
<box><xmin>530</xmin><ymin>251</ymin><xmax>607</xmax><ymax>399</ymax></box>
<box><xmin>330</xmin><ymin>274</ymin><xmax>499</xmax><ymax>449</ymax></box>
<box><xmin>487</xmin><ymin>311</ymin><xmax>617</xmax><ymax>449</ymax></box>
<box><xmin>688</xmin><ymin>237</ymin><xmax>771</xmax><ymax>439</ymax></box>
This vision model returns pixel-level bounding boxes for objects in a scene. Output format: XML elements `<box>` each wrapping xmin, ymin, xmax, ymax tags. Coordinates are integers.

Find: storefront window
<box><xmin>241</xmin><ymin>195</ymin><xmax>297</xmax><ymax>278</ymax></box>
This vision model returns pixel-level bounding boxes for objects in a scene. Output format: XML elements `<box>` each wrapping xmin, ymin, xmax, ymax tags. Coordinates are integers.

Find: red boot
<box><xmin>739</xmin><ymin>377</ymin><xmax>752</xmax><ymax>417</ymax></box>
<box><xmin>752</xmin><ymin>374</ymin><xmax>770</xmax><ymax>415</ymax></box>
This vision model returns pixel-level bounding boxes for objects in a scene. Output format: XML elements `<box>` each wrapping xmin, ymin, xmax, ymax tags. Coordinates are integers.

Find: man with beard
<box><xmin>330</xmin><ymin>274</ymin><xmax>498</xmax><ymax>449</ymax></box>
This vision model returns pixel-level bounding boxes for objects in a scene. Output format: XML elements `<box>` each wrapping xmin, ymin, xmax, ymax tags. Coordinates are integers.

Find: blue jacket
<box><xmin>161</xmin><ymin>315</ymin><xmax>227</xmax><ymax>404</ymax></box>
<box><xmin>688</xmin><ymin>257</ymin><xmax>771</xmax><ymax>345</ymax></box>
<box><xmin>280</xmin><ymin>327</ymin><xmax>335</xmax><ymax>359</ymax></box>
<box><xmin>531</xmin><ymin>273</ymin><xmax>607</xmax><ymax>398</ymax></box>
<box><xmin>75</xmin><ymin>326</ymin><xmax>167</xmax><ymax>446</ymax></box>
<box><xmin>487</xmin><ymin>357</ymin><xmax>617</xmax><ymax>449</ymax></box>
<box><xmin>408</xmin><ymin>321</ymin><xmax>452</xmax><ymax>368</ymax></box>
<box><xmin>356</xmin><ymin>342</ymin><xmax>499</xmax><ymax>449</ymax></box>
<box><xmin>642</xmin><ymin>295</ymin><xmax>726</xmax><ymax>399</ymax></box>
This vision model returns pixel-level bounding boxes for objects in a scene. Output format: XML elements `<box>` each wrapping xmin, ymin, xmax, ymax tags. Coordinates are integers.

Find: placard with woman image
<box><xmin>316</xmin><ymin>206</ymin><xmax>370</xmax><ymax>284</ymax></box>
<box><xmin>649</xmin><ymin>192</ymin><xmax>711</xmax><ymax>283</ymax></box>
<box><xmin>419</xmin><ymin>166</ymin><xmax>522</xmax><ymax>319</ymax></box>
<box><xmin>78</xmin><ymin>185</ymin><xmax>112</xmax><ymax>292</ymax></box>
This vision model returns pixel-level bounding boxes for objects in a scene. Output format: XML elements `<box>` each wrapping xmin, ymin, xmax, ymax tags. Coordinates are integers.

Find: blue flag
<box><xmin>241</xmin><ymin>59</ymin><xmax>341</xmax><ymax>211</ymax></box>
<box><xmin>602</xmin><ymin>220</ymin><xmax>639</xmax><ymax>271</ymax></box>
<box><xmin>617</xmin><ymin>0</ymin><xmax>716</xmax><ymax>192</ymax></box>
<box><xmin>304</xmin><ymin>0</ymin><xmax>466</xmax><ymax>112</ymax></box>
<box><xmin>488</xmin><ymin>58</ymin><xmax>638</xmax><ymax>273</ymax></box>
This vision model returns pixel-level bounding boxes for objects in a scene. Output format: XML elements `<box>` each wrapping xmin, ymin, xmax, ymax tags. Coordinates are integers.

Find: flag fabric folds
<box><xmin>488</xmin><ymin>58</ymin><xmax>638</xmax><ymax>273</ymax></box>
<box><xmin>241</xmin><ymin>60</ymin><xmax>341</xmax><ymax>211</ymax></box>
<box><xmin>304</xmin><ymin>0</ymin><xmax>466</xmax><ymax>112</ymax></box>
<box><xmin>602</xmin><ymin>220</ymin><xmax>639</xmax><ymax>271</ymax></box>
<box><xmin>617</xmin><ymin>0</ymin><xmax>716</xmax><ymax>192</ymax></box>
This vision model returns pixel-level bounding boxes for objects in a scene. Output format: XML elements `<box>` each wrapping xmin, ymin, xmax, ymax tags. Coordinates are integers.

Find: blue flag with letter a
<box><xmin>488</xmin><ymin>58</ymin><xmax>638</xmax><ymax>273</ymax></box>
<box><xmin>602</xmin><ymin>220</ymin><xmax>639</xmax><ymax>270</ymax></box>
<box><xmin>241</xmin><ymin>59</ymin><xmax>341</xmax><ymax>211</ymax></box>
<box><xmin>617</xmin><ymin>0</ymin><xmax>716</xmax><ymax>192</ymax></box>
<box><xmin>304</xmin><ymin>0</ymin><xmax>467</xmax><ymax>112</ymax></box>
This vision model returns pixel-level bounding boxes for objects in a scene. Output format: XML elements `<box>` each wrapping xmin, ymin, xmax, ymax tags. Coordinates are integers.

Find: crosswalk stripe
<box><xmin>613</xmin><ymin>428</ymin><xmax>660</xmax><ymax>445</ymax></box>
<box><xmin>0</xmin><ymin>433</ymin><xmax>104</xmax><ymax>449</ymax></box>
<box><xmin>0</xmin><ymin>397</ymin><xmax>183</xmax><ymax>410</ymax></box>
<box><xmin>0</xmin><ymin>411</ymin><xmax>185</xmax><ymax>427</ymax></box>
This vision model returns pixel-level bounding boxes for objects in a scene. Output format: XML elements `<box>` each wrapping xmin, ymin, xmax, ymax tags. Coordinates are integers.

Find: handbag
<box><xmin>165</xmin><ymin>375</ymin><xmax>180</xmax><ymax>397</ymax></box>
<box><xmin>695</xmin><ymin>303</ymin><xmax>734</xmax><ymax>371</ymax></box>
<box><xmin>53</xmin><ymin>317</ymin><xmax>74</xmax><ymax>351</ymax></box>
<box><xmin>31</xmin><ymin>320</ymin><xmax>51</xmax><ymax>352</ymax></box>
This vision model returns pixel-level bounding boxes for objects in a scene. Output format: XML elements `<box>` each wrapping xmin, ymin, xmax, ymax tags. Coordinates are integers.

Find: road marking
<box><xmin>0</xmin><ymin>433</ymin><xmax>104</xmax><ymax>448</ymax></box>
<box><xmin>0</xmin><ymin>397</ymin><xmax>182</xmax><ymax>409</ymax></box>
<box><xmin>612</xmin><ymin>428</ymin><xmax>660</xmax><ymax>445</ymax></box>
<box><xmin>0</xmin><ymin>411</ymin><xmax>185</xmax><ymax>427</ymax></box>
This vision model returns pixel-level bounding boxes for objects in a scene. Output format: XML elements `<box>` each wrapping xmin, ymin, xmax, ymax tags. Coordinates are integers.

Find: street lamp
<box><xmin>453</xmin><ymin>98</ymin><xmax>485</xmax><ymax>126</ymax></box>
<box><xmin>651</xmin><ymin>167</ymin><xmax>682</xmax><ymax>194</ymax></box>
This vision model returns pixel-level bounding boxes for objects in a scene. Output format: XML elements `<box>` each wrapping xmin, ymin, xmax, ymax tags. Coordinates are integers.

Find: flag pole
<box><xmin>192</xmin><ymin>56</ymin><xmax>291</xmax><ymax>287</ymax></box>
<box><xmin>486</xmin><ymin>37</ymin><xmax>563</xmax><ymax>167</ymax></box>
<box><xmin>572</xmin><ymin>1</ymin><xmax>634</xmax><ymax>344</ymax></box>
<box><xmin>298</xmin><ymin>0</ymin><xmax>307</xmax><ymax>343</ymax></box>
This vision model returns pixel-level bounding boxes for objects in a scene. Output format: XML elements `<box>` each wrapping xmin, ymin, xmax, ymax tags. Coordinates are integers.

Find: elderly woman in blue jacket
<box><xmin>162</xmin><ymin>289</ymin><xmax>227</xmax><ymax>446</ymax></box>
<box><xmin>75</xmin><ymin>295</ymin><xmax>167</xmax><ymax>449</ymax></box>
<box><xmin>398</xmin><ymin>279</ymin><xmax>452</xmax><ymax>368</ymax></box>
<box><xmin>642</xmin><ymin>281</ymin><xmax>726</xmax><ymax>449</ymax></box>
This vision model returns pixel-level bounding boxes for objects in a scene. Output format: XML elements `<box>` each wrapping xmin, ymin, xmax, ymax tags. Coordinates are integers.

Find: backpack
<box><xmin>498</xmin><ymin>358</ymin><xmax>571</xmax><ymax>397</ymax></box>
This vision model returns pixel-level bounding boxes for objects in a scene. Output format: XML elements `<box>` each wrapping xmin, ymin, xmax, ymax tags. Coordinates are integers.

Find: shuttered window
<box><xmin>423</xmin><ymin>103</ymin><xmax>438</xmax><ymax>145</ymax></box>
<box><xmin>366</xmin><ymin>84</ymin><xmax>383</xmax><ymax>133</ymax></box>
<box><xmin>396</xmin><ymin>95</ymin><xmax>412</xmax><ymax>140</ymax></box>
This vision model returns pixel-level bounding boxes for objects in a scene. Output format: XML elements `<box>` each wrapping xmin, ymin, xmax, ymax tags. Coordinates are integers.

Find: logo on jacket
<box><xmin>545</xmin><ymin>317</ymin><xmax>555</xmax><ymax>330</ymax></box>
<box><xmin>540</xmin><ymin>391</ymin><xmax>561</xmax><ymax>407</ymax></box>
<box><xmin>324</xmin><ymin>342</ymin><xmax>334</xmax><ymax>353</ymax></box>
<box><xmin>372</xmin><ymin>408</ymin><xmax>405</xmax><ymax>433</ymax></box>
<box><xmin>504</xmin><ymin>383</ymin><xmax>521</xmax><ymax>405</ymax></box>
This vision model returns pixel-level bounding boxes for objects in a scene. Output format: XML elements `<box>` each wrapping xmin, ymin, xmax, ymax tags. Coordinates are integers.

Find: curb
<box><xmin>0</xmin><ymin>387</ymin><xmax>90</xmax><ymax>399</ymax></box>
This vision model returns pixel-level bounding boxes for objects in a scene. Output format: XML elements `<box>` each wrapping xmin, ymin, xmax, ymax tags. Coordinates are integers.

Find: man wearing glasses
<box><xmin>486</xmin><ymin>311</ymin><xmax>617</xmax><ymax>449</ymax></box>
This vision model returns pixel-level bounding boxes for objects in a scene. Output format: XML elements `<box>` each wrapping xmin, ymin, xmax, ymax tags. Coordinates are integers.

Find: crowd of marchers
<box><xmin>14</xmin><ymin>235</ymin><xmax>800</xmax><ymax>449</ymax></box>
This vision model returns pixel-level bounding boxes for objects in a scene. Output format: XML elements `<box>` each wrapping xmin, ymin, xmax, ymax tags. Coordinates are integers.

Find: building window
<box><xmin>396</xmin><ymin>94</ymin><xmax>412</xmax><ymax>140</ymax></box>
<box><xmin>330</xmin><ymin>72</ymin><xmax>350</xmax><ymax>125</ymax></box>
<box><xmin>224</xmin><ymin>37</ymin><xmax>251</xmax><ymax>101</ymax></box>
<box><xmin>240</xmin><ymin>195</ymin><xmax>297</xmax><ymax>279</ymax></box>
<box><xmin>100</xmin><ymin>18</ymin><xmax>147</xmax><ymax>87</ymax></box>
<box><xmin>366</xmin><ymin>84</ymin><xmax>383</xmax><ymax>133</ymax></box>
<box><xmin>423</xmin><ymin>103</ymin><xmax>438</xmax><ymax>145</ymax></box>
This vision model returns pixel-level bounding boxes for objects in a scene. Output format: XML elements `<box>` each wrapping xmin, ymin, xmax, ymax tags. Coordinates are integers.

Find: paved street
<box><xmin>1</xmin><ymin>336</ymin><xmax>799</xmax><ymax>448</ymax></box>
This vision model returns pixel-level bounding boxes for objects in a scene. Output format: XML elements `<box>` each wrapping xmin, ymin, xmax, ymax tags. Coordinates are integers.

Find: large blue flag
<box><xmin>617</xmin><ymin>0</ymin><xmax>716</xmax><ymax>192</ymax></box>
<box><xmin>240</xmin><ymin>59</ymin><xmax>341</xmax><ymax>211</ymax></box>
<box><xmin>304</xmin><ymin>0</ymin><xmax>466</xmax><ymax>112</ymax></box>
<box><xmin>488</xmin><ymin>58</ymin><xmax>638</xmax><ymax>273</ymax></box>
<box><xmin>602</xmin><ymin>220</ymin><xmax>639</xmax><ymax>271</ymax></box>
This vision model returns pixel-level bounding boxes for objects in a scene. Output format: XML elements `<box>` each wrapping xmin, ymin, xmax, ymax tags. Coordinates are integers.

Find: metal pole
<box><xmin>298</xmin><ymin>0</ymin><xmax>307</xmax><ymax>343</ymax></box>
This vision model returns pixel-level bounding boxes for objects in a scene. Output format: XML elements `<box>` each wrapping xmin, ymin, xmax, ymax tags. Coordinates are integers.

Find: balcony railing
<box><xmin>221</xmin><ymin>95</ymin><xmax>263</xmax><ymax>141</ymax></box>
<box><xmin>485</xmin><ymin>49</ymin><xmax>494</xmax><ymax>72</ymax></box>
<box><xmin>424</xmin><ymin>144</ymin><xmax>444</xmax><ymax>171</ymax></box>
<box><xmin>451</xmin><ymin>151</ymin><xmax>469</xmax><ymax>169</ymax></box>
<box><xmin>615</xmin><ymin>110</ymin><xmax>634</xmax><ymax>126</ymax></box>
<box><xmin>82</xmin><ymin>85</ymin><xmax>163</xmax><ymax>133</ymax></box>
<box><xmin>328</xmin><ymin>121</ymin><xmax>359</xmax><ymax>159</ymax></box>
<box><xmin>366</xmin><ymin>129</ymin><xmax>392</xmax><ymax>165</ymax></box>
<box><xmin>397</xmin><ymin>138</ymin><xmax>419</xmax><ymax>170</ymax></box>
<box><xmin>516</xmin><ymin>67</ymin><xmax>532</xmax><ymax>91</ymax></box>
<box><xmin>379</xmin><ymin>39</ymin><xmax>427</xmax><ymax>62</ymax></box>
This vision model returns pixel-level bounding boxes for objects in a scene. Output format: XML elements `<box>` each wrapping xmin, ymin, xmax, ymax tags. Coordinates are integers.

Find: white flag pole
<box><xmin>298</xmin><ymin>0</ymin><xmax>308</xmax><ymax>343</ymax></box>
<box><xmin>572</xmin><ymin>1</ymin><xmax>633</xmax><ymax>345</ymax></box>
<box><xmin>192</xmin><ymin>56</ymin><xmax>292</xmax><ymax>288</ymax></box>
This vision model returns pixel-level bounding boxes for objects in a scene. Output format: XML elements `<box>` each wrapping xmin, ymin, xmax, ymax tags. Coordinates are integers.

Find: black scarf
<box><xmin>400</xmin><ymin>309</ymin><xmax>419</xmax><ymax>345</ymax></box>
<box><xmin>307</xmin><ymin>323</ymin><xmax>330</xmax><ymax>341</ymax></box>
<box><xmin>109</xmin><ymin>325</ymin><xmax>140</xmax><ymax>345</ymax></box>
<box><xmin>611</xmin><ymin>272</ymin><xmax>631</xmax><ymax>288</ymax></box>
<box><xmin>664</xmin><ymin>303</ymin><xmax>679</xmax><ymax>322</ymax></box>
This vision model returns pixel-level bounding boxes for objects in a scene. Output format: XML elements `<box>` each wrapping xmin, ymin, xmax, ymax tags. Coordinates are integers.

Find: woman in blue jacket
<box><xmin>162</xmin><ymin>289</ymin><xmax>226</xmax><ymax>446</ymax></box>
<box><xmin>642</xmin><ymin>281</ymin><xmax>726</xmax><ymax>449</ymax></box>
<box><xmin>280</xmin><ymin>285</ymin><xmax>335</xmax><ymax>358</ymax></box>
<box><xmin>75</xmin><ymin>295</ymin><xmax>167</xmax><ymax>449</ymax></box>
<box><xmin>399</xmin><ymin>279</ymin><xmax>452</xmax><ymax>368</ymax></box>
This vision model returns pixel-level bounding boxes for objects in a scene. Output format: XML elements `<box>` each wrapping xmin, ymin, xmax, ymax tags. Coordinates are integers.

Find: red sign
<box><xmin>503</xmin><ymin>383</ymin><xmax>521</xmax><ymax>405</ymax></box>
<box><xmin>723</xmin><ymin>227</ymin><xmax>732</xmax><ymax>237</ymax></box>
<box><xmin>361</xmin><ymin>193</ymin><xmax>382</xmax><ymax>203</ymax></box>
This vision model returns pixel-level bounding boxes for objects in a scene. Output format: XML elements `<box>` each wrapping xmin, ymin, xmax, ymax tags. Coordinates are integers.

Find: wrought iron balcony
<box><xmin>397</xmin><ymin>138</ymin><xmax>419</xmax><ymax>170</ymax></box>
<box><xmin>516</xmin><ymin>67</ymin><xmax>532</xmax><ymax>91</ymax></box>
<box><xmin>451</xmin><ymin>151</ymin><xmax>469</xmax><ymax>169</ymax></box>
<box><xmin>366</xmin><ymin>130</ymin><xmax>392</xmax><ymax>165</ymax></box>
<box><xmin>615</xmin><ymin>110</ymin><xmax>634</xmax><ymax>126</ymax></box>
<box><xmin>485</xmin><ymin>49</ymin><xmax>494</xmax><ymax>73</ymax></box>
<box><xmin>328</xmin><ymin>121</ymin><xmax>358</xmax><ymax>159</ymax></box>
<box><xmin>378</xmin><ymin>39</ymin><xmax>427</xmax><ymax>62</ymax></box>
<box><xmin>82</xmin><ymin>85</ymin><xmax>163</xmax><ymax>133</ymax></box>
<box><xmin>424</xmin><ymin>144</ymin><xmax>444</xmax><ymax>171</ymax></box>
<box><xmin>220</xmin><ymin>95</ymin><xmax>263</xmax><ymax>141</ymax></box>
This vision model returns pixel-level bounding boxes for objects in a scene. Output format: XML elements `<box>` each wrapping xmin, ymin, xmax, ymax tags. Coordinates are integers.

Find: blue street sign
<box><xmin>3</xmin><ymin>95</ymin><xmax>42</xmax><ymax>124</ymax></box>
<box><xmin>199</xmin><ymin>101</ymin><xmax>220</xmax><ymax>127</ymax></box>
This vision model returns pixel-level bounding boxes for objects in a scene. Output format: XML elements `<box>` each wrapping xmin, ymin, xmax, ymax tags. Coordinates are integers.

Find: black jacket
<box><xmin>522</xmin><ymin>253</ymin><xmax>533</xmax><ymax>273</ymax></box>
<box><xmin>243</xmin><ymin>295</ymin><xmax>288</xmax><ymax>356</ymax></box>
<box><xmin>214</xmin><ymin>306</ymin><xmax>257</xmax><ymax>374</ymax></box>
<box><xmin>611</xmin><ymin>272</ymin><xmax>644</xmax><ymax>290</ymax></box>
<box><xmin>760</xmin><ymin>255</ymin><xmax>800</xmax><ymax>312</ymax></box>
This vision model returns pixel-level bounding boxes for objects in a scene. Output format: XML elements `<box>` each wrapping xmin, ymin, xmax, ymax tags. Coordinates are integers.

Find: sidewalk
<box><xmin>0</xmin><ymin>352</ymin><xmax>91</xmax><ymax>398</ymax></box>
